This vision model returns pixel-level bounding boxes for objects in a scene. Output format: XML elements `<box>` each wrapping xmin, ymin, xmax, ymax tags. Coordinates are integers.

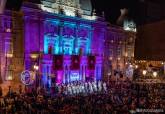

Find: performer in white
<box><xmin>70</xmin><ymin>83</ymin><xmax>74</xmax><ymax>95</ymax></box>
<box><xmin>85</xmin><ymin>82</ymin><xmax>88</xmax><ymax>93</ymax></box>
<box><xmin>63</xmin><ymin>85</ymin><xmax>67</xmax><ymax>95</ymax></box>
<box><xmin>89</xmin><ymin>82</ymin><xmax>93</xmax><ymax>93</ymax></box>
<box><xmin>103</xmin><ymin>82</ymin><xmax>107</xmax><ymax>92</ymax></box>
<box><xmin>92</xmin><ymin>81</ymin><xmax>97</xmax><ymax>92</ymax></box>
<box><xmin>82</xmin><ymin>83</ymin><xmax>86</xmax><ymax>93</ymax></box>
<box><xmin>72</xmin><ymin>84</ymin><xmax>76</xmax><ymax>94</ymax></box>
<box><xmin>81</xmin><ymin>83</ymin><xmax>85</xmax><ymax>93</ymax></box>
<box><xmin>68</xmin><ymin>84</ymin><xmax>72</xmax><ymax>95</ymax></box>
<box><xmin>98</xmin><ymin>80</ymin><xmax>102</xmax><ymax>92</ymax></box>
<box><xmin>76</xmin><ymin>84</ymin><xmax>79</xmax><ymax>94</ymax></box>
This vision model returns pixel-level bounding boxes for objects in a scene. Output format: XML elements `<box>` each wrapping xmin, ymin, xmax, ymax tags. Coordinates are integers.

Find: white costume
<box><xmin>89</xmin><ymin>82</ymin><xmax>93</xmax><ymax>93</ymax></box>
<box><xmin>98</xmin><ymin>81</ymin><xmax>102</xmax><ymax>92</ymax></box>
<box><xmin>103</xmin><ymin>82</ymin><xmax>107</xmax><ymax>92</ymax></box>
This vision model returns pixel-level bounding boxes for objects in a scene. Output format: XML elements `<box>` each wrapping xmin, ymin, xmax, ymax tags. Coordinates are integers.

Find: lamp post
<box><xmin>135</xmin><ymin>65</ymin><xmax>138</xmax><ymax>69</ymax></box>
<box><xmin>33</xmin><ymin>64</ymin><xmax>39</xmax><ymax>71</ymax></box>
<box><xmin>33</xmin><ymin>64</ymin><xmax>39</xmax><ymax>89</ymax></box>
<box><xmin>142</xmin><ymin>70</ymin><xmax>147</xmax><ymax>79</ymax></box>
<box><xmin>153</xmin><ymin>71</ymin><xmax>157</xmax><ymax>78</ymax></box>
<box><xmin>30</xmin><ymin>52</ymin><xmax>40</xmax><ymax>89</ymax></box>
<box><xmin>142</xmin><ymin>70</ymin><xmax>147</xmax><ymax>76</ymax></box>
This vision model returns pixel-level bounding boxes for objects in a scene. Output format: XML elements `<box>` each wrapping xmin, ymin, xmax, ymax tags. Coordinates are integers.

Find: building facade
<box><xmin>103</xmin><ymin>24</ymin><xmax>136</xmax><ymax>80</ymax></box>
<box><xmin>0</xmin><ymin>0</ymin><xmax>136</xmax><ymax>88</ymax></box>
<box><xmin>0</xmin><ymin>0</ymin><xmax>106</xmax><ymax>87</ymax></box>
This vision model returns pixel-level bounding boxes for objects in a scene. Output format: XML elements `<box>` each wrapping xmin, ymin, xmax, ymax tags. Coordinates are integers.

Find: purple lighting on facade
<box><xmin>4</xmin><ymin>2</ymin><xmax>106</xmax><ymax>86</ymax></box>
<box><xmin>56</xmin><ymin>71</ymin><xmax>63</xmax><ymax>84</ymax></box>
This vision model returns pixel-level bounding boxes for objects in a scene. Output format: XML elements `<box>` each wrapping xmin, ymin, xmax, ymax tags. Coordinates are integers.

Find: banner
<box><xmin>71</xmin><ymin>55</ymin><xmax>80</xmax><ymax>70</ymax></box>
<box><xmin>88</xmin><ymin>56</ymin><xmax>95</xmax><ymax>70</ymax></box>
<box><xmin>48</xmin><ymin>45</ymin><xmax>53</xmax><ymax>54</ymax></box>
<box><xmin>53</xmin><ymin>55</ymin><xmax>63</xmax><ymax>70</ymax></box>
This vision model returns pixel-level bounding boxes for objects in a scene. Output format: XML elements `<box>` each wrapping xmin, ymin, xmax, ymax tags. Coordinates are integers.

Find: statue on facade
<box><xmin>92</xmin><ymin>9</ymin><xmax>96</xmax><ymax>16</ymax></box>
<box><xmin>75</xmin><ymin>9</ymin><xmax>81</xmax><ymax>17</ymax></box>
<box><xmin>58</xmin><ymin>5</ymin><xmax>64</xmax><ymax>14</ymax></box>
<box><xmin>117</xmin><ymin>8</ymin><xmax>128</xmax><ymax>25</ymax></box>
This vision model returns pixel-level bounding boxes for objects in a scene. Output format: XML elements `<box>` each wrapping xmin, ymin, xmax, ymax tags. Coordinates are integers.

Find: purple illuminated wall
<box><xmin>22</xmin><ymin>3</ymin><xmax>106</xmax><ymax>86</ymax></box>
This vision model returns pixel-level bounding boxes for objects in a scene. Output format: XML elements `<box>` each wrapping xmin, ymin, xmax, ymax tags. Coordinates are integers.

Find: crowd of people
<box><xmin>0</xmin><ymin>78</ymin><xmax>164</xmax><ymax>114</ymax></box>
<box><xmin>57</xmin><ymin>81</ymin><xmax>107</xmax><ymax>96</ymax></box>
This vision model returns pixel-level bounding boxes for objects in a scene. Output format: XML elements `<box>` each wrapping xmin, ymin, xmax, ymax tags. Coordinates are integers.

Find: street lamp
<box><xmin>129</xmin><ymin>64</ymin><xmax>133</xmax><ymax>68</ymax></box>
<box><xmin>117</xmin><ymin>57</ymin><xmax>120</xmax><ymax>69</ymax></box>
<box><xmin>30</xmin><ymin>53</ymin><xmax>39</xmax><ymax>60</ymax></box>
<box><xmin>142</xmin><ymin>70</ymin><xmax>147</xmax><ymax>76</ymax></box>
<box><xmin>109</xmin><ymin>57</ymin><xmax>113</xmax><ymax>61</ymax></box>
<box><xmin>135</xmin><ymin>65</ymin><xmax>138</xmax><ymax>69</ymax></box>
<box><xmin>153</xmin><ymin>71</ymin><xmax>157</xmax><ymax>78</ymax></box>
<box><xmin>6</xmin><ymin>74</ymin><xmax>13</xmax><ymax>81</ymax></box>
<box><xmin>33</xmin><ymin>64</ymin><xmax>39</xmax><ymax>89</ymax></box>
<box><xmin>34</xmin><ymin>64</ymin><xmax>39</xmax><ymax>71</ymax></box>
<box><xmin>30</xmin><ymin>52</ymin><xmax>40</xmax><ymax>89</ymax></box>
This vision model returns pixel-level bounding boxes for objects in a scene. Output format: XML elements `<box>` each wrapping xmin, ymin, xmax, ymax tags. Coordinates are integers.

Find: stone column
<box><xmin>68</xmin><ymin>66</ymin><xmax>70</xmax><ymax>82</ymax></box>
<box><xmin>24</xmin><ymin>17</ymin><xmax>31</xmax><ymax>70</ymax></box>
<box><xmin>88</xmin><ymin>28</ymin><xmax>93</xmax><ymax>55</ymax></box>
<box><xmin>59</xmin><ymin>22</ymin><xmax>64</xmax><ymax>54</ymax></box>
<box><xmin>63</xmin><ymin>65</ymin><xmax>66</xmax><ymax>83</ymax></box>
<box><xmin>74</xmin><ymin>24</ymin><xmax>79</xmax><ymax>54</ymax></box>
<box><xmin>39</xmin><ymin>18</ymin><xmax>44</xmax><ymax>52</ymax></box>
<box><xmin>79</xmin><ymin>64</ymin><xmax>82</xmax><ymax>81</ymax></box>
<box><xmin>83</xmin><ymin>65</ymin><xmax>86</xmax><ymax>81</ymax></box>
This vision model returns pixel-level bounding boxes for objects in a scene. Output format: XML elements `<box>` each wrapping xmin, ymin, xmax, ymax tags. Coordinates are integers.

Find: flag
<box><xmin>53</xmin><ymin>55</ymin><xmax>63</xmax><ymax>70</ymax></box>
<box><xmin>88</xmin><ymin>56</ymin><xmax>96</xmax><ymax>70</ymax></box>
<box><xmin>71</xmin><ymin>55</ymin><xmax>80</xmax><ymax>70</ymax></box>
<box><xmin>48</xmin><ymin>46</ymin><xmax>53</xmax><ymax>54</ymax></box>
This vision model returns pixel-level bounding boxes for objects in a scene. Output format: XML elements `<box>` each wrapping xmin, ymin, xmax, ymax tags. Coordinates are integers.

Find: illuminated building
<box><xmin>103</xmin><ymin>23</ymin><xmax>136</xmax><ymax>80</ymax></box>
<box><xmin>0</xmin><ymin>0</ymin><xmax>106</xmax><ymax>87</ymax></box>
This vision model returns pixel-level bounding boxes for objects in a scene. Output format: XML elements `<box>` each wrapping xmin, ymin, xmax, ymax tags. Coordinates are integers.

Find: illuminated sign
<box><xmin>21</xmin><ymin>70</ymin><xmax>35</xmax><ymax>85</ymax></box>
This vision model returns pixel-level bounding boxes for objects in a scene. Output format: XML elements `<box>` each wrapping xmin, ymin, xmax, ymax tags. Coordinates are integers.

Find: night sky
<box><xmin>91</xmin><ymin>0</ymin><xmax>139</xmax><ymax>25</ymax></box>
